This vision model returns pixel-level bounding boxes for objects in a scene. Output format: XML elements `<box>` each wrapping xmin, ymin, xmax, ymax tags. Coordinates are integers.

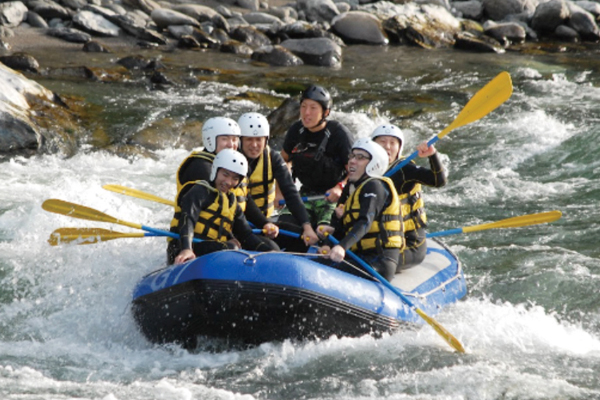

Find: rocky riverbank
<box><xmin>0</xmin><ymin>0</ymin><xmax>599</xmax><ymax>158</ymax></box>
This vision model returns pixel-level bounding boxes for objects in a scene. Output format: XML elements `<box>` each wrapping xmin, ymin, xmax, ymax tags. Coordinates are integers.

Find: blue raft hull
<box><xmin>131</xmin><ymin>238</ymin><xmax>466</xmax><ymax>348</ymax></box>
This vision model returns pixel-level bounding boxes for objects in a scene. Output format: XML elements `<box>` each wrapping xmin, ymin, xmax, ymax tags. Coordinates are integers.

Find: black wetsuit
<box><xmin>282</xmin><ymin>120</ymin><xmax>352</xmax><ymax>195</ymax></box>
<box><xmin>245</xmin><ymin>149</ymin><xmax>312</xmax><ymax>252</ymax></box>
<box><xmin>166</xmin><ymin>183</ymin><xmax>279</xmax><ymax>265</ymax></box>
<box><xmin>328</xmin><ymin>175</ymin><xmax>400</xmax><ymax>282</ymax></box>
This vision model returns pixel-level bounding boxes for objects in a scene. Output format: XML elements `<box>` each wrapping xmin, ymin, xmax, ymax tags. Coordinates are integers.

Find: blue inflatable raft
<box><xmin>131</xmin><ymin>238</ymin><xmax>466</xmax><ymax>348</ymax></box>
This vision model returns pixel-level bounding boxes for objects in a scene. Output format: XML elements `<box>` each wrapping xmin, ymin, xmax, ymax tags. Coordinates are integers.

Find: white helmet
<box><xmin>370</xmin><ymin>124</ymin><xmax>404</xmax><ymax>160</ymax></box>
<box><xmin>210</xmin><ymin>149</ymin><xmax>248</xmax><ymax>182</ymax></box>
<box><xmin>351</xmin><ymin>137</ymin><xmax>389</xmax><ymax>178</ymax></box>
<box><xmin>202</xmin><ymin>117</ymin><xmax>241</xmax><ymax>153</ymax></box>
<box><xmin>238</xmin><ymin>112</ymin><xmax>270</xmax><ymax>138</ymax></box>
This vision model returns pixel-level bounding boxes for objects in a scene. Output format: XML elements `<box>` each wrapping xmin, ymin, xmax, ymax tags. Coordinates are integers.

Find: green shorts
<box><xmin>279</xmin><ymin>198</ymin><xmax>336</xmax><ymax>227</ymax></box>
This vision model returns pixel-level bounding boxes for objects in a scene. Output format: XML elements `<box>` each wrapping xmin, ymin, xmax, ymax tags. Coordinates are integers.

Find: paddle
<box><xmin>103</xmin><ymin>184</ymin><xmax>175</xmax><ymax>206</ymax></box>
<box><xmin>324</xmin><ymin>234</ymin><xmax>465</xmax><ymax>353</ymax></box>
<box><xmin>385</xmin><ymin>71</ymin><xmax>513</xmax><ymax>178</ymax></box>
<box><xmin>426</xmin><ymin>210</ymin><xmax>562</xmax><ymax>238</ymax></box>
<box><xmin>42</xmin><ymin>199</ymin><xmax>262</xmax><ymax>241</ymax></box>
<box><xmin>48</xmin><ymin>227</ymin><xmax>158</xmax><ymax>245</ymax></box>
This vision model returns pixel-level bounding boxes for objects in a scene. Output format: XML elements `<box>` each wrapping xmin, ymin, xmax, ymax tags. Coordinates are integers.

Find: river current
<box><xmin>1</xmin><ymin>45</ymin><xmax>599</xmax><ymax>399</ymax></box>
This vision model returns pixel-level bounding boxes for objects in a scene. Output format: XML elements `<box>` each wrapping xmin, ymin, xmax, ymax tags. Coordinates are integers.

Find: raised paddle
<box><xmin>325</xmin><ymin>234</ymin><xmax>465</xmax><ymax>353</ymax></box>
<box><xmin>426</xmin><ymin>210</ymin><xmax>562</xmax><ymax>238</ymax></box>
<box><xmin>103</xmin><ymin>184</ymin><xmax>175</xmax><ymax>206</ymax></box>
<box><xmin>385</xmin><ymin>71</ymin><xmax>513</xmax><ymax>178</ymax></box>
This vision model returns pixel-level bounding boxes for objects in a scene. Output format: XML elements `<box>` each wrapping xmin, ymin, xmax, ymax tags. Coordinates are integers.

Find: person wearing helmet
<box><xmin>371</xmin><ymin>124</ymin><xmax>447</xmax><ymax>269</ymax></box>
<box><xmin>279</xmin><ymin>85</ymin><xmax>353</xmax><ymax>229</ymax></box>
<box><xmin>317</xmin><ymin>138</ymin><xmax>404</xmax><ymax>282</ymax></box>
<box><xmin>168</xmin><ymin>149</ymin><xmax>279</xmax><ymax>265</ymax></box>
<box><xmin>238</xmin><ymin>112</ymin><xmax>319</xmax><ymax>249</ymax></box>
<box><xmin>175</xmin><ymin>116</ymin><xmax>241</xmax><ymax>192</ymax></box>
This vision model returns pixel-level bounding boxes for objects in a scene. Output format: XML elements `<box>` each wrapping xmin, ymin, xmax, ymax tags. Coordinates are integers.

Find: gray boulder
<box><xmin>47</xmin><ymin>27</ymin><xmax>92</xmax><ymax>43</ymax></box>
<box><xmin>73</xmin><ymin>10</ymin><xmax>121</xmax><ymax>37</ymax></box>
<box><xmin>0</xmin><ymin>1</ymin><xmax>28</xmax><ymax>28</ymax></box>
<box><xmin>172</xmin><ymin>4</ymin><xmax>218</xmax><ymax>22</ymax></box>
<box><xmin>251</xmin><ymin>45</ymin><xmax>304</xmax><ymax>66</ymax></box>
<box><xmin>482</xmin><ymin>0</ymin><xmax>539</xmax><ymax>21</ymax></box>
<box><xmin>151</xmin><ymin>8</ymin><xmax>201</xmax><ymax>30</ymax></box>
<box><xmin>531</xmin><ymin>0</ymin><xmax>570</xmax><ymax>33</ymax></box>
<box><xmin>330</xmin><ymin>11</ymin><xmax>388</xmax><ymax>45</ymax></box>
<box><xmin>297</xmin><ymin>0</ymin><xmax>340</xmax><ymax>23</ymax></box>
<box><xmin>281</xmin><ymin>37</ymin><xmax>342</xmax><ymax>67</ymax></box>
<box><xmin>567</xmin><ymin>2</ymin><xmax>600</xmax><ymax>40</ymax></box>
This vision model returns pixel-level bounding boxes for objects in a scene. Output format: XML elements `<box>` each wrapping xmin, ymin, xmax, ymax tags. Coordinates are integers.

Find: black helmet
<box><xmin>301</xmin><ymin>85</ymin><xmax>331</xmax><ymax>111</ymax></box>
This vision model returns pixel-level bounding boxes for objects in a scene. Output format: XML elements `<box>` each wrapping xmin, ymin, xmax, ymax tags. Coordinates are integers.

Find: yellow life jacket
<box><xmin>388</xmin><ymin>159</ymin><xmax>427</xmax><ymax>233</ymax></box>
<box><xmin>170</xmin><ymin>180</ymin><xmax>237</xmax><ymax>242</ymax></box>
<box><xmin>398</xmin><ymin>184</ymin><xmax>427</xmax><ymax>232</ymax></box>
<box><xmin>342</xmin><ymin>177</ymin><xmax>404</xmax><ymax>252</ymax></box>
<box><xmin>176</xmin><ymin>150</ymin><xmax>215</xmax><ymax>192</ymax></box>
<box><xmin>247</xmin><ymin>147</ymin><xmax>276</xmax><ymax>217</ymax></box>
<box><xmin>232</xmin><ymin>177</ymin><xmax>248</xmax><ymax>212</ymax></box>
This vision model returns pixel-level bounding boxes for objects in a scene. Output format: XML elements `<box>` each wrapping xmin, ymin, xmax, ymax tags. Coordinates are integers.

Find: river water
<box><xmin>1</xmin><ymin>44</ymin><xmax>599</xmax><ymax>399</ymax></box>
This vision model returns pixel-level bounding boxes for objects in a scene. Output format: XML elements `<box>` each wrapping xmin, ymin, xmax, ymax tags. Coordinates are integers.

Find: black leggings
<box><xmin>398</xmin><ymin>227</ymin><xmax>427</xmax><ymax>271</ymax></box>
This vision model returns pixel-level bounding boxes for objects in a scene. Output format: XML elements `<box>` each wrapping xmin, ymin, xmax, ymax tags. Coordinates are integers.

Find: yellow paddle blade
<box><xmin>463</xmin><ymin>210</ymin><xmax>562</xmax><ymax>234</ymax></box>
<box><xmin>48</xmin><ymin>227</ymin><xmax>147</xmax><ymax>246</ymax></box>
<box><xmin>415</xmin><ymin>308</ymin><xmax>465</xmax><ymax>353</ymax></box>
<box><xmin>438</xmin><ymin>71</ymin><xmax>513</xmax><ymax>139</ymax></box>
<box><xmin>41</xmin><ymin>199</ymin><xmax>142</xmax><ymax>230</ymax></box>
<box><xmin>103</xmin><ymin>184</ymin><xmax>175</xmax><ymax>207</ymax></box>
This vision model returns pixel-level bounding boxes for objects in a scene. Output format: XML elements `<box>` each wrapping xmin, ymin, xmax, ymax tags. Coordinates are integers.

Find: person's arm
<box><xmin>272</xmin><ymin>152</ymin><xmax>310</xmax><ymax>224</ymax></box>
<box><xmin>178</xmin><ymin>184</ymin><xmax>214</xmax><ymax>251</ymax></box>
<box><xmin>325</xmin><ymin>122</ymin><xmax>353</xmax><ymax>203</ymax></box>
<box><xmin>178</xmin><ymin>158</ymin><xmax>212</xmax><ymax>187</ymax></box>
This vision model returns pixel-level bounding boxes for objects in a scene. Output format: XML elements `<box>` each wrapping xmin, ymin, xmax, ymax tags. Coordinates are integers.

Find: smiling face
<box><xmin>373</xmin><ymin>135</ymin><xmax>401</xmax><ymax>164</ymax></box>
<box><xmin>215</xmin><ymin>135</ymin><xmax>239</xmax><ymax>153</ymax></box>
<box><xmin>214</xmin><ymin>168</ymin><xmax>242</xmax><ymax>193</ymax></box>
<box><xmin>347</xmin><ymin>149</ymin><xmax>371</xmax><ymax>183</ymax></box>
<box><xmin>241</xmin><ymin>136</ymin><xmax>266</xmax><ymax>160</ymax></box>
<box><xmin>300</xmin><ymin>98</ymin><xmax>328</xmax><ymax>131</ymax></box>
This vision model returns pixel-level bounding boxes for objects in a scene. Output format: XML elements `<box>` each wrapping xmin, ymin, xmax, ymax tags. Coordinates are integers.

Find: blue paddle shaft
<box><xmin>426</xmin><ymin>228</ymin><xmax>464</xmax><ymax>238</ymax></box>
<box><xmin>327</xmin><ymin>235</ymin><xmax>417</xmax><ymax>311</ymax></box>
<box><xmin>140</xmin><ymin>225</ymin><xmax>261</xmax><ymax>243</ymax></box>
<box><xmin>384</xmin><ymin>136</ymin><xmax>441</xmax><ymax>178</ymax></box>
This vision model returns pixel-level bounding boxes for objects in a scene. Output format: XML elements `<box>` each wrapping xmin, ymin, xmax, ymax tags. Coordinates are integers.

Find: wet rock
<box><xmin>0</xmin><ymin>1</ymin><xmax>28</xmax><ymax>28</ymax></box>
<box><xmin>73</xmin><ymin>10</ymin><xmax>121</xmax><ymax>37</ymax></box>
<box><xmin>330</xmin><ymin>11</ymin><xmax>388</xmax><ymax>45</ymax></box>
<box><xmin>574</xmin><ymin>1</ymin><xmax>600</xmax><ymax>18</ymax></box>
<box><xmin>452</xmin><ymin>1</ymin><xmax>483</xmax><ymax>20</ymax></box>
<box><xmin>276</xmin><ymin>21</ymin><xmax>344</xmax><ymax>45</ymax></box>
<box><xmin>251</xmin><ymin>44</ymin><xmax>304</xmax><ymax>66</ymax></box>
<box><xmin>123</xmin><ymin>0</ymin><xmax>161</xmax><ymax>16</ymax></box>
<box><xmin>26</xmin><ymin>11</ymin><xmax>49</xmax><ymax>28</ymax></box>
<box><xmin>243</xmin><ymin>11</ymin><xmax>283</xmax><ymax>25</ymax></box>
<box><xmin>151</xmin><ymin>8</ymin><xmax>201</xmax><ymax>30</ymax></box>
<box><xmin>0</xmin><ymin>63</ymin><xmax>80</xmax><ymax>156</ymax></box>
<box><xmin>170</xmin><ymin>26</ymin><xmax>220</xmax><ymax>48</ymax></box>
<box><xmin>0</xmin><ymin>52</ymin><xmax>40</xmax><ymax>73</ymax></box>
<box><xmin>47</xmin><ymin>27</ymin><xmax>92</xmax><ymax>43</ymax></box>
<box><xmin>107</xmin><ymin>12</ymin><xmax>168</xmax><ymax>44</ymax></box>
<box><xmin>484</xmin><ymin>22</ymin><xmax>527</xmax><ymax>44</ymax></box>
<box><xmin>555</xmin><ymin>24</ymin><xmax>579</xmax><ymax>41</ymax></box>
<box><xmin>567</xmin><ymin>3</ymin><xmax>600</xmax><ymax>41</ymax></box>
<box><xmin>297</xmin><ymin>0</ymin><xmax>340</xmax><ymax>23</ymax></box>
<box><xmin>172</xmin><ymin>4</ymin><xmax>218</xmax><ymax>22</ymax></box>
<box><xmin>83</xmin><ymin>40</ymin><xmax>111</xmax><ymax>52</ymax></box>
<box><xmin>281</xmin><ymin>37</ymin><xmax>342</xmax><ymax>67</ymax></box>
<box><xmin>31</xmin><ymin>1</ymin><xmax>71</xmax><ymax>21</ymax></box>
<box><xmin>220</xmin><ymin>39</ymin><xmax>253</xmax><ymax>55</ymax></box>
<box><xmin>454</xmin><ymin>31</ymin><xmax>505</xmax><ymax>52</ymax></box>
<box><xmin>230</xmin><ymin>25</ymin><xmax>272</xmax><ymax>48</ymax></box>
<box><xmin>482</xmin><ymin>0</ymin><xmax>538</xmax><ymax>21</ymax></box>
<box><xmin>381</xmin><ymin>3</ymin><xmax>460</xmax><ymax>48</ymax></box>
<box><xmin>62</xmin><ymin>0</ymin><xmax>87</xmax><ymax>10</ymax></box>
<box><xmin>267</xmin><ymin>97</ymin><xmax>299</xmax><ymax>139</ymax></box>
<box><xmin>117</xmin><ymin>55</ymin><xmax>151</xmax><ymax>70</ymax></box>
<box><xmin>177</xmin><ymin>34</ymin><xmax>204</xmax><ymax>49</ymax></box>
<box><xmin>531</xmin><ymin>0</ymin><xmax>570</xmax><ymax>34</ymax></box>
